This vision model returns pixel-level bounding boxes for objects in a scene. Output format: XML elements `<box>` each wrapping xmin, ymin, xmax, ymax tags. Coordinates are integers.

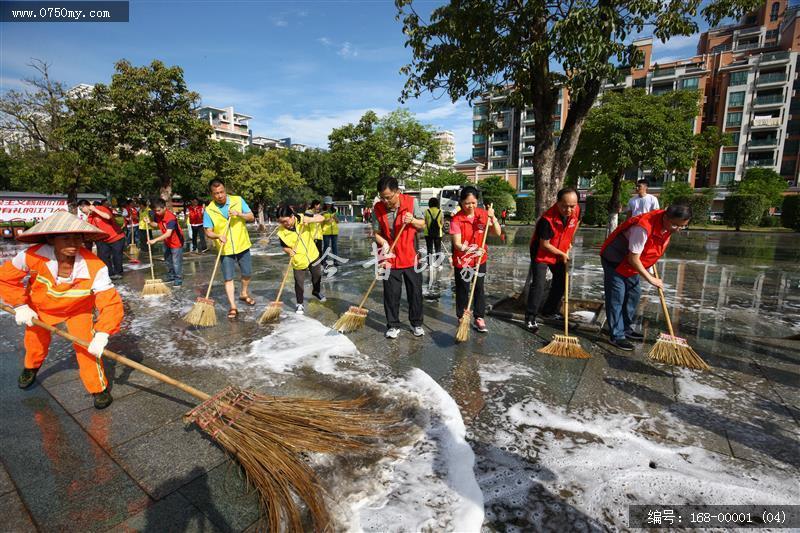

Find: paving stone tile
<box><xmin>0</xmin><ymin>491</ymin><xmax>36</xmax><ymax>532</ymax></box>
<box><xmin>111</xmin><ymin>491</ymin><xmax>223</xmax><ymax>533</ymax></box>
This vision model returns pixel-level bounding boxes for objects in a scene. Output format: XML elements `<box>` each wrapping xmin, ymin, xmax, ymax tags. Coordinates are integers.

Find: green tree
<box><xmin>515</xmin><ymin>196</ymin><xmax>536</xmax><ymax>224</ymax></box>
<box><xmin>281</xmin><ymin>148</ymin><xmax>335</xmax><ymax>197</ymax></box>
<box><xmin>724</xmin><ymin>194</ymin><xmax>765</xmax><ymax>231</ymax></box>
<box><xmin>231</xmin><ymin>150</ymin><xmax>304</xmax><ymax>227</ymax></box>
<box><xmin>659</xmin><ymin>181</ymin><xmax>695</xmax><ymax>207</ymax></box>
<box><xmin>96</xmin><ymin>60</ymin><xmax>213</xmax><ymax>201</ymax></box>
<box><xmin>570</xmin><ymin>89</ymin><xmax>716</xmax><ymax>230</ymax></box>
<box><xmin>328</xmin><ymin>109</ymin><xmax>441</xmax><ymax>197</ymax></box>
<box><xmin>420</xmin><ymin>167</ymin><xmax>468</xmax><ymax>188</ymax></box>
<box><xmin>478</xmin><ymin>175</ymin><xmax>517</xmax><ymax>212</ymax></box>
<box><xmin>396</xmin><ymin>0</ymin><xmax>757</xmax><ymax>216</ymax></box>
<box><xmin>733</xmin><ymin>167</ymin><xmax>788</xmax><ymax>210</ymax></box>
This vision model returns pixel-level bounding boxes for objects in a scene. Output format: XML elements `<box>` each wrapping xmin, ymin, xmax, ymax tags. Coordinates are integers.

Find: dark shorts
<box><xmin>221</xmin><ymin>248</ymin><xmax>252</xmax><ymax>281</ymax></box>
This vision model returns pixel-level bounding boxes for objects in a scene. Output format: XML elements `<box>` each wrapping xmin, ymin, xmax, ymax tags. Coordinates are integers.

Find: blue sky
<box><xmin>1</xmin><ymin>1</ymin><xmax>709</xmax><ymax>162</ymax></box>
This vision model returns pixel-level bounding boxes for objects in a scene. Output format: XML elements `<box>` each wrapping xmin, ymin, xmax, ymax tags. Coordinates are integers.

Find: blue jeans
<box><xmin>601</xmin><ymin>257</ymin><xmax>641</xmax><ymax>341</ymax></box>
<box><xmin>323</xmin><ymin>234</ymin><xmax>339</xmax><ymax>263</ymax></box>
<box><xmin>164</xmin><ymin>245</ymin><xmax>183</xmax><ymax>283</ymax></box>
<box><xmin>221</xmin><ymin>248</ymin><xmax>252</xmax><ymax>281</ymax></box>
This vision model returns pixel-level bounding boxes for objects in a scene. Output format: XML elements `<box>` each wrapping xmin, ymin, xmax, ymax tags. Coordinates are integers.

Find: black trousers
<box><xmin>314</xmin><ymin>239</ymin><xmax>323</xmax><ymax>256</ymax></box>
<box><xmin>293</xmin><ymin>262</ymin><xmax>322</xmax><ymax>304</ymax></box>
<box><xmin>454</xmin><ymin>263</ymin><xmax>487</xmax><ymax>319</ymax></box>
<box><xmin>96</xmin><ymin>239</ymin><xmax>125</xmax><ymax>276</ymax></box>
<box><xmin>383</xmin><ymin>267</ymin><xmax>423</xmax><ymax>328</ymax></box>
<box><xmin>425</xmin><ymin>235</ymin><xmax>442</xmax><ymax>257</ymax></box>
<box><xmin>526</xmin><ymin>261</ymin><xmax>566</xmax><ymax>319</ymax></box>
<box><xmin>191</xmin><ymin>224</ymin><xmax>207</xmax><ymax>251</ymax></box>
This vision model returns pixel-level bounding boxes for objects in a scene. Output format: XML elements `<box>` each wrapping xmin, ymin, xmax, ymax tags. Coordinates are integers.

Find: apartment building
<box><xmin>197</xmin><ymin>106</ymin><xmax>252</xmax><ymax>151</ymax></box>
<box><xmin>466</xmin><ymin>0</ymin><xmax>800</xmax><ymax>192</ymax></box>
<box><xmin>433</xmin><ymin>130</ymin><xmax>456</xmax><ymax>164</ymax></box>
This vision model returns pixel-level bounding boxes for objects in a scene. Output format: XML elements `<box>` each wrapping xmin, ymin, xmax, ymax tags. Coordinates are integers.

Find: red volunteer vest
<box><xmin>187</xmin><ymin>205</ymin><xmax>205</xmax><ymax>225</ymax></box>
<box><xmin>155</xmin><ymin>210</ymin><xmax>185</xmax><ymax>249</ymax></box>
<box><xmin>124</xmin><ymin>207</ymin><xmax>139</xmax><ymax>226</ymax></box>
<box><xmin>374</xmin><ymin>194</ymin><xmax>418</xmax><ymax>269</ymax></box>
<box><xmin>452</xmin><ymin>208</ymin><xmax>489</xmax><ymax>269</ymax></box>
<box><xmin>600</xmin><ymin>209</ymin><xmax>671</xmax><ymax>277</ymax></box>
<box><xmin>88</xmin><ymin>206</ymin><xmax>125</xmax><ymax>244</ymax></box>
<box><xmin>532</xmin><ymin>204</ymin><xmax>581</xmax><ymax>265</ymax></box>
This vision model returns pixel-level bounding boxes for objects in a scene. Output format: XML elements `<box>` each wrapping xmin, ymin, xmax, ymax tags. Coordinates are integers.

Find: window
<box><xmin>552</xmin><ymin>121</ymin><xmax>561</xmax><ymax>132</ymax></box>
<box><xmin>728</xmin><ymin>132</ymin><xmax>740</xmax><ymax>145</ymax></box>
<box><xmin>726</xmin><ymin>111</ymin><xmax>743</xmax><ymax>127</ymax></box>
<box><xmin>766</xmin><ymin>29</ymin><xmax>779</xmax><ymax>40</ymax></box>
<box><xmin>681</xmin><ymin>77</ymin><xmax>700</xmax><ymax>89</ymax></box>
<box><xmin>729</xmin><ymin>71</ymin><xmax>748</xmax><ymax>86</ymax></box>
<box><xmin>472</xmin><ymin>147</ymin><xmax>485</xmax><ymax>158</ymax></box>
<box><xmin>721</xmin><ymin>152</ymin><xmax>738</xmax><ymax>166</ymax></box>
<box><xmin>473</xmin><ymin>119</ymin><xmax>485</xmax><ymax>130</ymax></box>
<box><xmin>633</xmin><ymin>77</ymin><xmax>646</xmax><ymax>88</ymax></box>
<box><xmin>718</xmin><ymin>172</ymin><xmax>735</xmax><ymax>185</ymax></box>
<box><xmin>770</xmin><ymin>2</ymin><xmax>779</xmax><ymax>21</ymax></box>
<box><xmin>472</xmin><ymin>134</ymin><xmax>485</xmax><ymax>144</ymax></box>
<box><xmin>728</xmin><ymin>91</ymin><xmax>745</xmax><ymax>106</ymax></box>
<box><xmin>491</xmin><ymin>160</ymin><xmax>507</xmax><ymax>170</ymax></box>
<box><xmin>473</xmin><ymin>104</ymin><xmax>488</xmax><ymax>117</ymax></box>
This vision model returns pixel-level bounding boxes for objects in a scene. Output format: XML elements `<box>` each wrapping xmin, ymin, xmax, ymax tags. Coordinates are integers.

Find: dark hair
<box><xmin>459</xmin><ymin>186</ymin><xmax>479</xmax><ymax>202</ymax></box>
<box><xmin>666</xmin><ymin>204</ymin><xmax>692</xmax><ymax>220</ymax></box>
<box><xmin>637</xmin><ymin>178</ymin><xmax>649</xmax><ymax>187</ymax></box>
<box><xmin>309</xmin><ymin>199</ymin><xmax>321</xmax><ymax>209</ymax></box>
<box><xmin>428</xmin><ymin>197</ymin><xmax>439</xmax><ymax>208</ymax></box>
<box><xmin>377</xmin><ymin>176</ymin><xmax>399</xmax><ymax>193</ymax></box>
<box><xmin>152</xmin><ymin>198</ymin><xmax>167</xmax><ymax>209</ymax></box>
<box><xmin>208</xmin><ymin>178</ymin><xmax>225</xmax><ymax>190</ymax></box>
<box><xmin>93</xmin><ymin>200</ymin><xmax>103</xmax><ymax>206</ymax></box>
<box><xmin>77</xmin><ymin>199</ymin><xmax>90</xmax><ymax>207</ymax></box>
<box><xmin>275</xmin><ymin>205</ymin><xmax>295</xmax><ymax>219</ymax></box>
<box><xmin>557</xmin><ymin>187</ymin><xmax>578</xmax><ymax>201</ymax></box>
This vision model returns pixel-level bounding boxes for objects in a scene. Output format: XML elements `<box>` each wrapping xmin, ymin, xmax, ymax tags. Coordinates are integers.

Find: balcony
<box><xmin>747</xmin><ymin>158</ymin><xmax>775</xmax><ymax>167</ymax></box>
<box><xmin>761</xmin><ymin>51</ymin><xmax>790</xmax><ymax>64</ymax></box>
<box><xmin>653</xmin><ymin>68</ymin><xmax>675</xmax><ymax>78</ymax></box>
<box><xmin>748</xmin><ymin>137</ymin><xmax>778</xmax><ymax>147</ymax></box>
<box><xmin>751</xmin><ymin>116</ymin><xmax>782</xmax><ymax>127</ymax></box>
<box><xmin>757</xmin><ymin>72</ymin><xmax>787</xmax><ymax>85</ymax></box>
<box><xmin>738</xmin><ymin>25</ymin><xmax>761</xmax><ymax>36</ymax></box>
<box><xmin>735</xmin><ymin>42</ymin><xmax>761</xmax><ymax>51</ymax></box>
<box><xmin>754</xmin><ymin>94</ymin><xmax>784</xmax><ymax>106</ymax></box>
<box><xmin>491</xmin><ymin>136</ymin><xmax>510</xmax><ymax>144</ymax></box>
<box><xmin>522</xmin><ymin>130</ymin><xmax>535</xmax><ymax>139</ymax></box>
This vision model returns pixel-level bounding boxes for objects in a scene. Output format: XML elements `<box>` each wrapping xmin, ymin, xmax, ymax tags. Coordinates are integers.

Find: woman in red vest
<box><xmin>78</xmin><ymin>199</ymin><xmax>126</xmax><ymax>280</ymax></box>
<box><xmin>599</xmin><ymin>204</ymin><xmax>692</xmax><ymax>351</ymax></box>
<box><xmin>525</xmin><ymin>187</ymin><xmax>581</xmax><ymax>332</ymax></box>
<box><xmin>450</xmin><ymin>186</ymin><xmax>502</xmax><ymax>333</ymax></box>
<box><xmin>372</xmin><ymin>176</ymin><xmax>426</xmax><ymax>339</ymax></box>
<box><xmin>147</xmin><ymin>198</ymin><xmax>185</xmax><ymax>287</ymax></box>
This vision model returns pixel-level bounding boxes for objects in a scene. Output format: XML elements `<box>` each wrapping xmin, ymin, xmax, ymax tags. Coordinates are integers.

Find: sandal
<box><xmin>239</xmin><ymin>295</ymin><xmax>256</xmax><ymax>306</ymax></box>
<box><xmin>227</xmin><ymin>308</ymin><xmax>239</xmax><ymax>319</ymax></box>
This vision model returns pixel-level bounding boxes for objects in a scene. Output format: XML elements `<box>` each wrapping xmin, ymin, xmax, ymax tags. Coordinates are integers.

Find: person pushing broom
<box><xmin>0</xmin><ymin>211</ymin><xmax>124</xmax><ymax>409</ymax></box>
<box><xmin>203</xmin><ymin>178</ymin><xmax>256</xmax><ymax>320</ymax></box>
<box><xmin>599</xmin><ymin>204</ymin><xmax>692</xmax><ymax>351</ymax></box>
<box><xmin>275</xmin><ymin>205</ymin><xmax>327</xmax><ymax>315</ymax></box>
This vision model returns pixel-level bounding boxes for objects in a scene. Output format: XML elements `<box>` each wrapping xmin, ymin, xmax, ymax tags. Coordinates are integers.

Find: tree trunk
<box><xmin>257</xmin><ymin>203</ymin><xmax>266</xmax><ymax>231</ymax></box>
<box><xmin>606</xmin><ymin>171</ymin><xmax>625</xmax><ymax>234</ymax></box>
<box><xmin>154</xmin><ymin>154</ymin><xmax>172</xmax><ymax>204</ymax></box>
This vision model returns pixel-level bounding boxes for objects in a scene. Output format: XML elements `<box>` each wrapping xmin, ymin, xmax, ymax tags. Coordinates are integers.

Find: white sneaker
<box><xmin>412</xmin><ymin>326</ymin><xmax>425</xmax><ymax>337</ymax></box>
<box><xmin>295</xmin><ymin>304</ymin><xmax>304</xmax><ymax>315</ymax></box>
<box><xmin>385</xmin><ymin>327</ymin><xmax>400</xmax><ymax>339</ymax></box>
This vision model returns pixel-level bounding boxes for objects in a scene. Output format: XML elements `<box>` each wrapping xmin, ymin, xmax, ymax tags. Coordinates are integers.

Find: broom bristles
<box><xmin>648</xmin><ymin>333</ymin><xmax>710</xmax><ymax>370</ymax></box>
<box><xmin>455</xmin><ymin>311</ymin><xmax>471</xmax><ymax>343</ymax></box>
<box><xmin>184</xmin><ymin>386</ymin><xmax>404</xmax><ymax>533</ymax></box>
<box><xmin>538</xmin><ymin>334</ymin><xmax>592</xmax><ymax>359</ymax></box>
<box><xmin>129</xmin><ymin>243</ymin><xmax>140</xmax><ymax>256</ymax></box>
<box><xmin>184</xmin><ymin>297</ymin><xmax>217</xmax><ymax>327</ymax></box>
<box><xmin>333</xmin><ymin>306</ymin><xmax>368</xmax><ymax>333</ymax></box>
<box><xmin>142</xmin><ymin>279</ymin><xmax>171</xmax><ymax>297</ymax></box>
<box><xmin>258</xmin><ymin>302</ymin><xmax>283</xmax><ymax>324</ymax></box>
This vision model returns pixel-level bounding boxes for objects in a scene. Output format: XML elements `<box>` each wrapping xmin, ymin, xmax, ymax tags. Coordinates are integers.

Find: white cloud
<box><xmin>416</xmin><ymin>101</ymin><xmax>469</xmax><ymax>122</ymax></box>
<box><xmin>194</xmin><ymin>82</ymin><xmax>273</xmax><ymax>112</ymax></box>
<box><xmin>272</xmin><ymin>18</ymin><xmax>288</xmax><ymax>27</ymax></box>
<box><xmin>318</xmin><ymin>37</ymin><xmax>332</xmax><ymax>46</ymax></box>
<box><xmin>265</xmin><ymin>108</ymin><xmax>391</xmax><ymax>148</ymax></box>
<box><xmin>337</xmin><ymin>42</ymin><xmax>358</xmax><ymax>58</ymax></box>
<box><xmin>0</xmin><ymin>77</ymin><xmax>30</xmax><ymax>92</ymax></box>
<box><xmin>654</xmin><ymin>34</ymin><xmax>699</xmax><ymax>53</ymax></box>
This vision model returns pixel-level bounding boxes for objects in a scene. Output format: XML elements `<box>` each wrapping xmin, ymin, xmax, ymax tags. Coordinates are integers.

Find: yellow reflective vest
<box><xmin>305</xmin><ymin>210</ymin><xmax>323</xmax><ymax>241</ymax></box>
<box><xmin>322</xmin><ymin>211</ymin><xmax>339</xmax><ymax>236</ymax></box>
<box><xmin>278</xmin><ymin>217</ymin><xmax>320</xmax><ymax>270</ymax></box>
<box><xmin>205</xmin><ymin>195</ymin><xmax>252</xmax><ymax>256</ymax></box>
<box><xmin>424</xmin><ymin>207</ymin><xmax>443</xmax><ymax>237</ymax></box>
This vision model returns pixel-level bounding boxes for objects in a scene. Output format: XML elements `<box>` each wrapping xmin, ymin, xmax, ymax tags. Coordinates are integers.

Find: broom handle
<box><xmin>563</xmin><ymin>220</ymin><xmax>580</xmax><ymax>337</ymax></box>
<box><xmin>205</xmin><ymin>217</ymin><xmax>234</xmax><ymax>300</ymax></box>
<box><xmin>463</xmin><ymin>211</ymin><xmax>492</xmax><ymax>316</ymax></box>
<box><xmin>357</xmin><ymin>222</ymin><xmax>409</xmax><ymax>309</ymax></box>
<box><xmin>651</xmin><ymin>265</ymin><xmax>675</xmax><ymax>336</ymax></box>
<box><xmin>144</xmin><ymin>220</ymin><xmax>156</xmax><ymax>280</ymax></box>
<box><xmin>0</xmin><ymin>303</ymin><xmax>212</xmax><ymax>402</ymax></box>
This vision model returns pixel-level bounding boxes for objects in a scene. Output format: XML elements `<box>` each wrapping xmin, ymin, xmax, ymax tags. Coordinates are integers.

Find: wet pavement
<box><xmin>0</xmin><ymin>224</ymin><xmax>798</xmax><ymax>531</ymax></box>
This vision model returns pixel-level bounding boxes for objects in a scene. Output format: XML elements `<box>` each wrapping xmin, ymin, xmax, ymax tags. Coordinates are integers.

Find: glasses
<box><xmin>669</xmin><ymin>223</ymin><xmax>688</xmax><ymax>231</ymax></box>
<box><xmin>380</xmin><ymin>191</ymin><xmax>398</xmax><ymax>202</ymax></box>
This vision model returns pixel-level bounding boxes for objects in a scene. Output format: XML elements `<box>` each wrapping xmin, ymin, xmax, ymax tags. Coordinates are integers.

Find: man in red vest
<box><xmin>78</xmin><ymin>199</ymin><xmax>125</xmax><ymax>280</ymax></box>
<box><xmin>372</xmin><ymin>176</ymin><xmax>426</xmax><ymax>339</ymax></box>
<box><xmin>600</xmin><ymin>204</ymin><xmax>692</xmax><ymax>351</ymax></box>
<box><xmin>525</xmin><ymin>187</ymin><xmax>581</xmax><ymax>332</ymax></box>
<box><xmin>187</xmin><ymin>198</ymin><xmax>207</xmax><ymax>253</ymax></box>
<box><xmin>147</xmin><ymin>198</ymin><xmax>185</xmax><ymax>287</ymax></box>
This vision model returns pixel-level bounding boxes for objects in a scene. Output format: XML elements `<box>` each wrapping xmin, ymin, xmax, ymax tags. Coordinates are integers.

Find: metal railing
<box><xmin>749</xmin><ymin>137</ymin><xmax>778</xmax><ymax>146</ymax></box>
<box><xmin>653</xmin><ymin>68</ymin><xmax>675</xmax><ymax>78</ymax></box>
<box><xmin>757</xmin><ymin>72</ymin><xmax>787</xmax><ymax>84</ymax></box>
<box><xmin>754</xmin><ymin>94</ymin><xmax>784</xmax><ymax>105</ymax></box>
<box><xmin>752</xmin><ymin>116</ymin><xmax>782</xmax><ymax>126</ymax></box>
<box><xmin>747</xmin><ymin>159</ymin><xmax>775</xmax><ymax>167</ymax></box>
<box><xmin>761</xmin><ymin>51</ymin><xmax>790</xmax><ymax>63</ymax></box>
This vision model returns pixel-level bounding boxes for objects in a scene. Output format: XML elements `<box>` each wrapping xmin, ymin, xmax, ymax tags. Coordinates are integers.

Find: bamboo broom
<box><xmin>128</xmin><ymin>217</ymin><xmax>140</xmax><ymax>257</ymax></box>
<box><xmin>184</xmin><ymin>217</ymin><xmax>233</xmax><ymax>327</ymax></box>
<box><xmin>259</xmin><ymin>221</ymin><xmax>304</xmax><ymax>324</ymax></box>
<box><xmin>454</xmin><ymin>214</ymin><xmax>492</xmax><ymax>343</ymax></box>
<box><xmin>537</xmin><ymin>259</ymin><xmax>591</xmax><ymax>358</ymax></box>
<box><xmin>648</xmin><ymin>266</ymin><xmax>710</xmax><ymax>370</ymax></box>
<box><xmin>333</xmin><ymin>222</ymin><xmax>408</xmax><ymax>333</ymax></box>
<box><xmin>141</xmin><ymin>219</ymin><xmax>171</xmax><ymax>297</ymax></box>
<box><xmin>0</xmin><ymin>303</ymin><xmax>399</xmax><ymax>533</ymax></box>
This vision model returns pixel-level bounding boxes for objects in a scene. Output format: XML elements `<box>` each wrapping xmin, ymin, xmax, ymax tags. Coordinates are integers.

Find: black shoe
<box><xmin>541</xmin><ymin>313</ymin><xmax>564</xmax><ymax>322</ymax></box>
<box><xmin>525</xmin><ymin>318</ymin><xmax>540</xmax><ymax>332</ymax></box>
<box><xmin>609</xmin><ymin>338</ymin><xmax>635</xmax><ymax>351</ymax></box>
<box><xmin>18</xmin><ymin>367</ymin><xmax>38</xmax><ymax>389</ymax></box>
<box><xmin>625</xmin><ymin>330</ymin><xmax>644</xmax><ymax>341</ymax></box>
<box><xmin>93</xmin><ymin>389</ymin><xmax>113</xmax><ymax>410</ymax></box>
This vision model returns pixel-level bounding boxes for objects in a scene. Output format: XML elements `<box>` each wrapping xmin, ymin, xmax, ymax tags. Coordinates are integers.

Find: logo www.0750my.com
<box><xmin>0</xmin><ymin>1</ymin><xmax>129</xmax><ymax>22</ymax></box>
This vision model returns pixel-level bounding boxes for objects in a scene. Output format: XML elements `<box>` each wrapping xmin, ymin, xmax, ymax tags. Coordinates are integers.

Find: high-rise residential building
<box><xmin>433</xmin><ymin>130</ymin><xmax>456</xmax><ymax>163</ymax></box>
<box><xmin>466</xmin><ymin>0</ymin><xmax>800</xmax><ymax>193</ymax></box>
<box><xmin>197</xmin><ymin>106</ymin><xmax>252</xmax><ymax>151</ymax></box>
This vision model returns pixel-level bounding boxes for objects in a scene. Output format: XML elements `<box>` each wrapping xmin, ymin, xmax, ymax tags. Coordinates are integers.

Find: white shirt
<box><xmin>12</xmin><ymin>244</ymin><xmax>113</xmax><ymax>292</ymax></box>
<box><xmin>627</xmin><ymin>194</ymin><xmax>660</xmax><ymax>217</ymax></box>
